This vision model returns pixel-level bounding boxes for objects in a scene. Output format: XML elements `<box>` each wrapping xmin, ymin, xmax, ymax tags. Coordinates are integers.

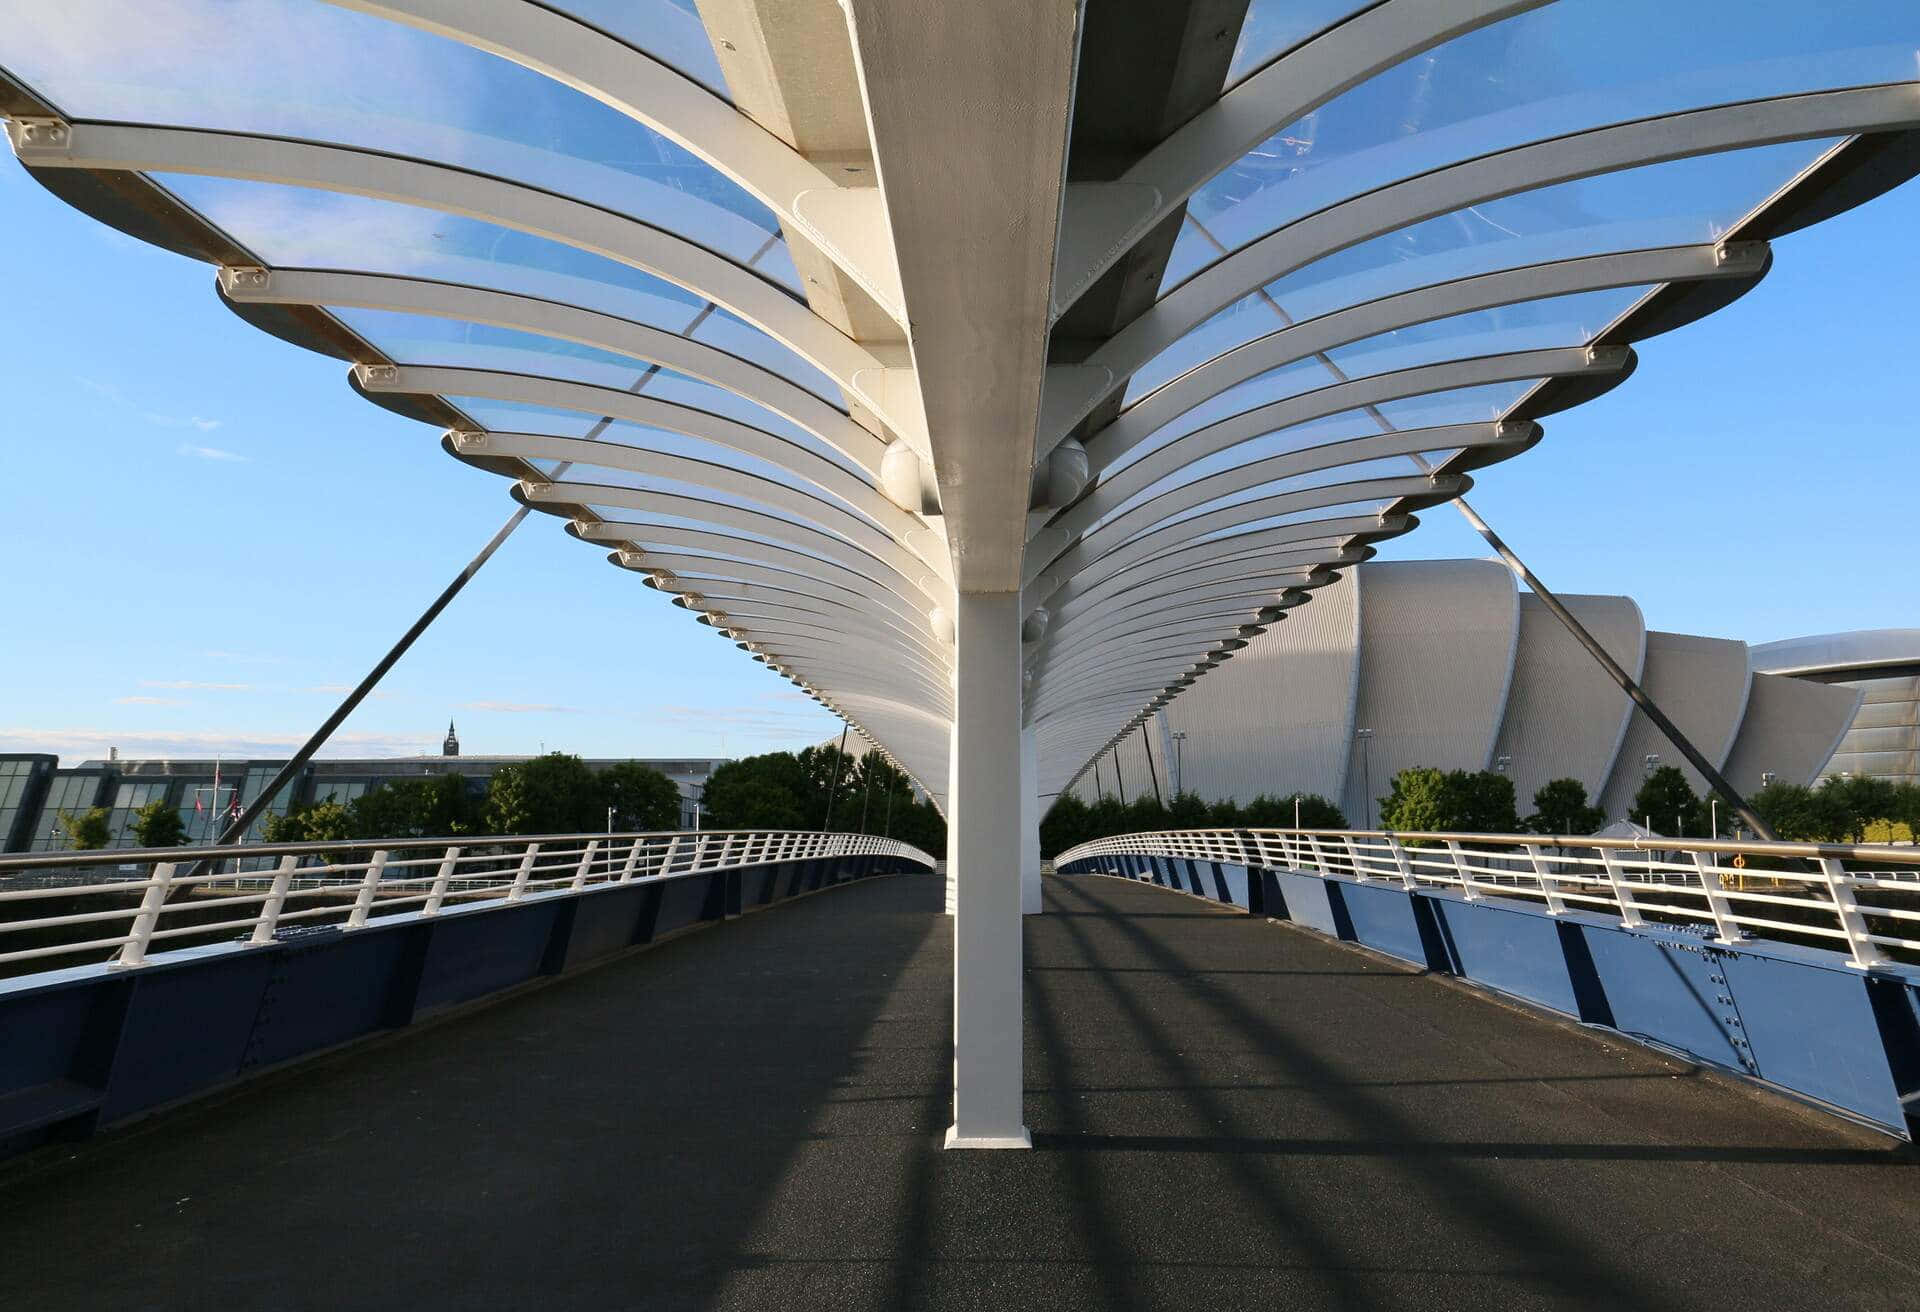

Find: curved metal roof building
<box><xmin>6</xmin><ymin>0</ymin><xmax>1919</xmax><ymax>1146</ymax></box>
<box><xmin>1074</xmin><ymin>560</ymin><xmax>1863</xmax><ymax>826</ymax></box>
<box><xmin>1753</xmin><ymin>630</ymin><xmax>1920</xmax><ymax>785</ymax></box>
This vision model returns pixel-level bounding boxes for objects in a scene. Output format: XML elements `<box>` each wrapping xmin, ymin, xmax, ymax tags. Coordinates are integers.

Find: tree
<box><xmin>263</xmin><ymin>799</ymin><xmax>355</xmax><ymax>845</ymax></box>
<box><xmin>1040</xmin><ymin>793</ymin><xmax>1092</xmax><ymax>858</ymax></box>
<box><xmin>484</xmin><ymin>753</ymin><xmax>601</xmax><ymax>835</ymax></box>
<box><xmin>1630</xmin><ymin>766</ymin><xmax>1705</xmax><ymax>837</ymax></box>
<box><xmin>1124</xmin><ymin>794</ymin><xmax>1169</xmax><ymax>833</ymax></box>
<box><xmin>129</xmin><ymin>798</ymin><xmax>188</xmax><ymax>848</ymax></box>
<box><xmin>1378</xmin><ymin>767</ymin><xmax>1521</xmax><ymax>835</ymax></box>
<box><xmin>797</xmin><ymin>744</ymin><xmax>859</xmax><ymax>826</ymax></box>
<box><xmin>57</xmin><ymin>806</ymin><xmax>112</xmax><ymax>850</ymax></box>
<box><xmin>345</xmin><ymin>772</ymin><xmax>482</xmax><ymax>840</ymax></box>
<box><xmin>708</xmin><ymin>777</ymin><xmax>808</xmax><ymax>830</ymax></box>
<box><xmin>1164</xmin><ymin>790</ymin><xmax>1215</xmax><ymax>828</ymax></box>
<box><xmin>599</xmin><ymin>762</ymin><xmax>682</xmax><ymax>831</ymax></box>
<box><xmin>1526</xmin><ymin>778</ymin><xmax>1605</xmax><ymax>837</ymax></box>
<box><xmin>1207</xmin><ymin>796</ymin><xmax>1246</xmax><ymax>828</ymax></box>
<box><xmin>887</xmin><ymin>795</ymin><xmax>947</xmax><ymax>855</ymax></box>
<box><xmin>1817</xmin><ymin>773</ymin><xmax>1897</xmax><ymax>844</ymax></box>
<box><xmin>1377</xmin><ymin>767</ymin><xmax>1449</xmax><ymax>834</ymax></box>
<box><xmin>1241</xmin><ymin>791</ymin><xmax>1347</xmax><ymax>829</ymax></box>
<box><xmin>701</xmin><ymin>752</ymin><xmax>815</xmax><ymax>830</ymax></box>
<box><xmin>1888</xmin><ymin>781</ymin><xmax>1920</xmax><ymax>844</ymax></box>
<box><xmin>1748</xmin><ymin>781</ymin><xmax>1835</xmax><ymax>842</ymax></box>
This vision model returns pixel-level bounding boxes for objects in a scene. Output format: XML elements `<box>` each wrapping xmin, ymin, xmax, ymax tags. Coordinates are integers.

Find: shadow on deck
<box><xmin>1</xmin><ymin>872</ymin><xmax>1914</xmax><ymax>1310</ymax></box>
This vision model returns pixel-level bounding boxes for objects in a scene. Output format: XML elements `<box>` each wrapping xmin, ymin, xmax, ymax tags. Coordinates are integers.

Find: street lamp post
<box><xmin>1170</xmin><ymin>730</ymin><xmax>1187</xmax><ymax>797</ymax></box>
<box><xmin>1355</xmin><ymin>729</ymin><xmax>1374</xmax><ymax>829</ymax></box>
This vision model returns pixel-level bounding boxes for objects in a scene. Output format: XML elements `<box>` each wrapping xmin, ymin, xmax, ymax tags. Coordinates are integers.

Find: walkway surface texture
<box><xmin>3</xmin><ymin>872</ymin><xmax>1916</xmax><ymax>1310</ymax></box>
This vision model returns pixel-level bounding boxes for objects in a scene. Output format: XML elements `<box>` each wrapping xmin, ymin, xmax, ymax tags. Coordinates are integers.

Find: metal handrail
<box><xmin>1056</xmin><ymin>828</ymin><xmax>1920</xmax><ymax>970</ymax></box>
<box><xmin>0</xmin><ymin>829</ymin><xmax>936</xmax><ymax>974</ymax></box>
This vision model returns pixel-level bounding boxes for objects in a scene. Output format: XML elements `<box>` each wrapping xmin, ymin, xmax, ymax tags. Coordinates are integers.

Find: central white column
<box><xmin>945</xmin><ymin>591</ymin><xmax>1031</xmax><ymax>1149</ymax></box>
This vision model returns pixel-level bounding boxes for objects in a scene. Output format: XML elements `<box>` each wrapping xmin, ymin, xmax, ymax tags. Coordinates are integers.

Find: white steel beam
<box><xmin>323</xmin><ymin>0</ymin><xmax>909</xmax><ymax>324</ymax></box>
<box><xmin>842</xmin><ymin>0</ymin><xmax>1079</xmax><ymax>592</ymax></box>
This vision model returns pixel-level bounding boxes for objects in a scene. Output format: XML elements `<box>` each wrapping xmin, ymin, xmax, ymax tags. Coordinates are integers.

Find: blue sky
<box><xmin>0</xmin><ymin>150</ymin><xmax>1914</xmax><ymax>767</ymax></box>
<box><xmin>0</xmin><ymin>159</ymin><xmax>839</xmax><ymax>764</ymax></box>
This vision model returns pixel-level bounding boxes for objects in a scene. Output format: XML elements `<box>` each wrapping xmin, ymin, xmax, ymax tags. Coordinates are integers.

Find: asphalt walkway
<box><xmin>2</xmin><ymin>872</ymin><xmax>1915</xmax><ymax>1310</ymax></box>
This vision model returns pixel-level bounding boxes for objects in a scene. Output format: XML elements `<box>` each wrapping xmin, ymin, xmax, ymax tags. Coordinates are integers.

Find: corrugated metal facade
<box><xmin>1493</xmin><ymin>594</ymin><xmax>1646</xmax><ymax>811</ymax></box>
<box><xmin>1597</xmin><ymin>632</ymin><xmax>1751</xmax><ymax>823</ymax></box>
<box><xmin>1723</xmin><ymin>674</ymin><xmax>1865</xmax><ymax>796</ymax></box>
<box><xmin>1340</xmin><ymin>560</ymin><xmax>1518</xmax><ymax>827</ymax></box>
<box><xmin>1062</xmin><ymin>561</ymin><xmax>1857</xmax><ymax>828</ymax></box>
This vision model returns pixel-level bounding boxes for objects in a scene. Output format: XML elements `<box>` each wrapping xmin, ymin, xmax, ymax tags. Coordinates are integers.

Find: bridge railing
<box><xmin>0</xmin><ymin>830</ymin><xmax>936</xmax><ymax>976</ymax></box>
<box><xmin>1056</xmin><ymin>827</ymin><xmax>1920</xmax><ymax>969</ymax></box>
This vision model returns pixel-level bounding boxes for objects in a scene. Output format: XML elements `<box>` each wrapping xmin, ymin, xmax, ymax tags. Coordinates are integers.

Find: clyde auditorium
<box><xmin>1065</xmin><ymin>559</ymin><xmax>1872</xmax><ymax>826</ymax></box>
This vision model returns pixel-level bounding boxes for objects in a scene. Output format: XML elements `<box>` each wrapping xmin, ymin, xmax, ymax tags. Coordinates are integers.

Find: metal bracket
<box><xmin>5</xmin><ymin>117</ymin><xmax>71</xmax><ymax>159</ymax></box>
<box><xmin>219</xmin><ymin>266</ymin><xmax>271</xmax><ymax>295</ymax></box>
<box><xmin>355</xmin><ymin>363</ymin><xmax>400</xmax><ymax>388</ymax></box>
<box><xmin>1714</xmin><ymin>240</ymin><xmax>1769</xmax><ymax>272</ymax></box>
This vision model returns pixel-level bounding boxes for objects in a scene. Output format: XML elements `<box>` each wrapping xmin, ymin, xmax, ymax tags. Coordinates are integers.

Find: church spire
<box><xmin>442</xmin><ymin>719</ymin><xmax>460</xmax><ymax>757</ymax></box>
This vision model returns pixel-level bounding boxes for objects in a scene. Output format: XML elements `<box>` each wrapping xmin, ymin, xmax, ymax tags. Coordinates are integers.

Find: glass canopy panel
<box><xmin>446</xmin><ymin>398</ymin><xmax>870</xmax><ymax>498</ymax></box>
<box><xmin>1135</xmin><ymin>143</ymin><xmax>1838</xmax><ymax>401</ymax></box>
<box><xmin>546</xmin><ymin>0</ymin><xmax>731</xmax><ymax>101</ymax></box>
<box><xmin>1189</xmin><ymin>499</ymin><xmax>1396</xmax><ymax>542</ymax></box>
<box><xmin>1096</xmin><ymin>402</ymin><xmax>1378</xmax><ymax>492</ymax></box>
<box><xmin>578</xmin><ymin>473</ymin><xmax>871</xmax><ymax>539</ymax></box>
<box><xmin>1374</xmin><ymin>380</ymin><xmax>1537</xmax><ymax>429</ymax></box>
<box><xmin>1164</xmin><ymin>0</ymin><xmax>1915</xmax><ymax>290</ymax></box>
<box><xmin>1319</xmin><ymin>286</ymin><xmax>1650</xmax><ymax>378</ymax></box>
<box><xmin>1101</xmin><ymin>381</ymin><xmax>1534</xmax><ymax>510</ymax></box>
<box><xmin>166</xmin><ymin>178</ymin><xmax>839</xmax><ymax>405</ymax></box>
<box><xmin>1125</xmin><ymin>356</ymin><xmax>1338</xmax><ymax>457</ymax></box>
<box><xmin>1116</xmin><ymin>456</ymin><xmax>1442</xmax><ymax>542</ymax></box>
<box><xmin>5</xmin><ymin>0</ymin><xmax>798</xmax><ymax>284</ymax></box>
<box><xmin>609</xmin><ymin>515</ymin><xmax>847</xmax><ymax>565</ymax></box>
<box><xmin>445</xmin><ymin>397</ymin><xmax>875</xmax><ymax>510</ymax></box>
<box><xmin>335</xmin><ymin>309</ymin><xmax>864</xmax><ymax>478</ymax></box>
<box><xmin>1113</xmin><ymin>285</ymin><xmax>1645</xmax><ymax>475</ymax></box>
<box><xmin>1224</xmin><ymin>1</ymin><xmax>1376</xmax><ymax>89</ymax></box>
<box><xmin>1125</xmin><ymin>138</ymin><xmax>1838</xmax><ymax>403</ymax></box>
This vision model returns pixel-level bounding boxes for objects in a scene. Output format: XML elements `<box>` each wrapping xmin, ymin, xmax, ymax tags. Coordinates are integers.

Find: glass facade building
<box><xmin>0</xmin><ymin>753</ymin><xmax>728</xmax><ymax>853</ymax></box>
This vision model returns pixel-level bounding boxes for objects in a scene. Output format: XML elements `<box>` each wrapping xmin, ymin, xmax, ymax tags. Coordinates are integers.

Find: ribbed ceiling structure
<box><xmin>6</xmin><ymin>1</ymin><xmax>1920</xmax><ymax>815</ymax></box>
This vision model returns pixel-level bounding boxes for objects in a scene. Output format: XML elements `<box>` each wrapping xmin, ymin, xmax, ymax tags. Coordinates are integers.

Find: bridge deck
<box><xmin>2</xmin><ymin>872</ymin><xmax>1915</xmax><ymax>1310</ymax></box>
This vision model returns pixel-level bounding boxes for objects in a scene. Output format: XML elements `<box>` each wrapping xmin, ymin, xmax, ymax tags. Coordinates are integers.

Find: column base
<box><xmin>943</xmin><ymin>1124</ymin><xmax>1033</xmax><ymax>1150</ymax></box>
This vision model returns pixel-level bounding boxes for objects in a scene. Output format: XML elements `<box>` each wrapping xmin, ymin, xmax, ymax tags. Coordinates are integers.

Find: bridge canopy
<box><xmin>6</xmin><ymin>0</ymin><xmax>1919</xmax><ymax>1148</ymax></box>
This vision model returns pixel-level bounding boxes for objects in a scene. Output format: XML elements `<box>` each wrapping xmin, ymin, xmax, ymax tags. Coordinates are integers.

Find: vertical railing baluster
<box><xmin>115</xmin><ymin>861</ymin><xmax>175</xmax><ymax>968</ymax></box>
<box><xmin>423</xmin><ymin>846</ymin><xmax>462</xmax><ymax>916</ymax></box>
<box><xmin>347</xmin><ymin>850</ymin><xmax>389</xmax><ymax>929</ymax></box>
<box><xmin>508</xmin><ymin>841</ymin><xmax>541</xmax><ymax>902</ymax></box>
<box><xmin>1446</xmin><ymin>839</ymin><xmax>1477</xmax><ymax>900</ymax></box>
<box><xmin>1818</xmin><ymin>857</ymin><xmax>1885</xmax><ymax>968</ymax></box>
<box><xmin>1343</xmin><ymin>835</ymin><xmax>1365</xmax><ymax>881</ymax></box>
<box><xmin>1390</xmin><ymin>835</ymin><xmax>1417</xmax><ymax>891</ymax></box>
<box><xmin>249</xmin><ymin>854</ymin><xmax>300</xmax><ymax>944</ymax></box>
<box><xmin>570</xmin><ymin>839</ymin><xmax>600</xmax><ymax>892</ymax></box>
<box><xmin>1691</xmin><ymin>851</ymin><xmax>1743</xmax><ymax>942</ymax></box>
<box><xmin>1527</xmin><ymin>844</ymin><xmax>1566</xmax><ymax>915</ymax></box>
<box><xmin>1597</xmin><ymin>846</ymin><xmax>1641</xmax><ymax>927</ymax></box>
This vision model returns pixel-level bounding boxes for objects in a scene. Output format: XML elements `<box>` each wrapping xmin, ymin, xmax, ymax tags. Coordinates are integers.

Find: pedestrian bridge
<box><xmin>2</xmin><ymin>829</ymin><xmax>1916</xmax><ymax>1309</ymax></box>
